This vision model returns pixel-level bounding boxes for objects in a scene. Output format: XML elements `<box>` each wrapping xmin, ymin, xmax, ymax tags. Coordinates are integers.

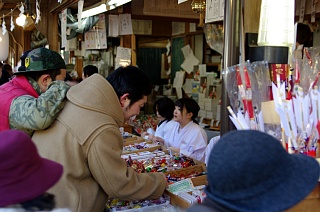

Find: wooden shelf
<box><xmin>206</xmin><ymin>63</ymin><xmax>220</xmax><ymax>66</ymax></box>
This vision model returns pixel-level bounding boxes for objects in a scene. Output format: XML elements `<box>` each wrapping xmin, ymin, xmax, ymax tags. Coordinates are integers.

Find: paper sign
<box><xmin>167</xmin><ymin>178</ymin><xmax>194</xmax><ymax>194</ymax></box>
<box><xmin>205</xmin><ymin>0</ymin><xmax>224</xmax><ymax>23</ymax></box>
<box><xmin>181</xmin><ymin>53</ymin><xmax>200</xmax><ymax>74</ymax></box>
<box><xmin>199</xmin><ymin>64</ymin><xmax>206</xmax><ymax>76</ymax></box>
<box><xmin>115</xmin><ymin>46</ymin><xmax>131</xmax><ymax>69</ymax></box>
<box><xmin>183</xmin><ymin>78</ymin><xmax>193</xmax><ymax>94</ymax></box>
<box><xmin>181</xmin><ymin>45</ymin><xmax>192</xmax><ymax>59</ymax></box>
<box><xmin>108</xmin><ymin>15</ymin><xmax>119</xmax><ymax>37</ymax></box>
<box><xmin>173</xmin><ymin>71</ymin><xmax>185</xmax><ymax>88</ymax></box>
<box><xmin>176</xmin><ymin>87</ymin><xmax>183</xmax><ymax>99</ymax></box>
<box><xmin>119</xmin><ymin>14</ymin><xmax>133</xmax><ymax>35</ymax></box>
<box><xmin>61</xmin><ymin>9</ymin><xmax>67</xmax><ymax>48</ymax></box>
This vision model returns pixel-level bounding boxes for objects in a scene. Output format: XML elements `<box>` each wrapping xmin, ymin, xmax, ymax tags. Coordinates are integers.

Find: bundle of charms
<box><xmin>124</xmin><ymin>153</ymin><xmax>196</xmax><ymax>174</ymax></box>
<box><xmin>127</xmin><ymin>114</ymin><xmax>158</xmax><ymax>135</ymax></box>
<box><xmin>106</xmin><ymin>194</ymin><xmax>170</xmax><ymax>211</ymax></box>
<box><xmin>122</xmin><ymin>142</ymin><xmax>161</xmax><ymax>154</ymax></box>
<box><xmin>222</xmin><ymin>46</ymin><xmax>320</xmax><ymax>156</ymax></box>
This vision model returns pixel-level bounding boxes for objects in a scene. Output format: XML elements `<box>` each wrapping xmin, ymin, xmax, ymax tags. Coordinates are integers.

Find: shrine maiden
<box><xmin>163</xmin><ymin>98</ymin><xmax>207</xmax><ymax>162</ymax></box>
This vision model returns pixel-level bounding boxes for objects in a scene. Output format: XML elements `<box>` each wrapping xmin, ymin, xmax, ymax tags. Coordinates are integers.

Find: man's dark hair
<box><xmin>106</xmin><ymin>66</ymin><xmax>152</xmax><ymax>106</ymax></box>
<box><xmin>83</xmin><ymin>65</ymin><xmax>98</xmax><ymax>78</ymax></box>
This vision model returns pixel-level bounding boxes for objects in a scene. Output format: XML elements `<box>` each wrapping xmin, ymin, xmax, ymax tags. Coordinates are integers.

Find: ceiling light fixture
<box><xmin>107</xmin><ymin>0</ymin><xmax>131</xmax><ymax>8</ymax></box>
<box><xmin>81</xmin><ymin>0</ymin><xmax>108</xmax><ymax>18</ymax></box>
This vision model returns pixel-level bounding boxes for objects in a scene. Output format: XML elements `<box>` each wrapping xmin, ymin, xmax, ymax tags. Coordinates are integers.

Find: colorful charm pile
<box><xmin>106</xmin><ymin>194</ymin><xmax>170</xmax><ymax>211</ymax></box>
<box><xmin>125</xmin><ymin>154</ymin><xmax>196</xmax><ymax>174</ymax></box>
<box><xmin>128</xmin><ymin>114</ymin><xmax>158</xmax><ymax>134</ymax></box>
<box><xmin>122</xmin><ymin>142</ymin><xmax>161</xmax><ymax>154</ymax></box>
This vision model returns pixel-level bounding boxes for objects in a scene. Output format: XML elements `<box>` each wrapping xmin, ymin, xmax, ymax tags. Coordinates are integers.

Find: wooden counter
<box><xmin>120</xmin><ymin>123</ymin><xmax>132</xmax><ymax>134</ymax></box>
<box><xmin>287</xmin><ymin>182</ymin><xmax>320</xmax><ymax>212</ymax></box>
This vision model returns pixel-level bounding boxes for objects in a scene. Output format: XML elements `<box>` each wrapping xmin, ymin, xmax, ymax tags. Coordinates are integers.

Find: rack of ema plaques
<box><xmin>221</xmin><ymin>50</ymin><xmax>320</xmax><ymax>211</ymax></box>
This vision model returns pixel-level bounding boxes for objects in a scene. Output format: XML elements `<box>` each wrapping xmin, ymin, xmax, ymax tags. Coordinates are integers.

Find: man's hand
<box><xmin>160</xmin><ymin>173</ymin><xmax>169</xmax><ymax>188</ymax></box>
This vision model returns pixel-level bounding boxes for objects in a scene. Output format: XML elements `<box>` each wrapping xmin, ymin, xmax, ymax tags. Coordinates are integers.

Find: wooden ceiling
<box><xmin>0</xmin><ymin>0</ymin><xmax>101</xmax><ymax>17</ymax></box>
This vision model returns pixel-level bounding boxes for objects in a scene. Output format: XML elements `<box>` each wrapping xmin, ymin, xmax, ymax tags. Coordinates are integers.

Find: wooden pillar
<box><xmin>120</xmin><ymin>34</ymin><xmax>136</xmax><ymax>66</ymax></box>
<box><xmin>244</xmin><ymin>0</ymin><xmax>262</xmax><ymax>33</ymax></box>
<box><xmin>48</xmin><ymin>13</ymin><xmax>59</xmax><ymax>52</ymax></box>
<box><xmin>131</xmin><ymin>34</ymin><xmax>136</xmax><ymax>66</ymax></box>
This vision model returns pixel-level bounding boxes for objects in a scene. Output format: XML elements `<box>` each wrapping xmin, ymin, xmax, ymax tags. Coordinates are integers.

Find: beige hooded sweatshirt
<box><xmin>32</xmin><ymin>74</ymin><xmax>166</xmax><ymax>212</ymax></box>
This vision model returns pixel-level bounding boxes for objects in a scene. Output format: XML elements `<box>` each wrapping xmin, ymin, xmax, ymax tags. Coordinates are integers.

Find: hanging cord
<box><xmin>8</xmin><ymin>30</ymin><xmax>23</xmax><ymax>53</ymax></box>
<box><xmin>0</xmin><ymin>2</ymin><xmax>25</xmax><ymax>21</ymax></box>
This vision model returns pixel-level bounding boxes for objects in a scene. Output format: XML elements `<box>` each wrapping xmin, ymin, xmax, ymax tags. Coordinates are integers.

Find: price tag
<box><xmin>167</xmin><ymin>178</ymin><xmax>194</xmax><ymax>194</ymax></box>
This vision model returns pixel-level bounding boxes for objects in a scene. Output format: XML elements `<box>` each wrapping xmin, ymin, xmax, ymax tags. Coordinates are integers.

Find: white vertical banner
<box><xmin>108</xmin><ymin>15</ymin><xmax>119</xmax><ymax>37</ymax></box>
<box><xmin>61</xmin><ymin>8</ymin><xmax>67</xmax><ymax>48</ymax></box>
<box><xmin>78</xmin><ymin>0</ymin><xmax>84</xmax><ymax>29</ymax></box>
<box><xmin>35</xmin><ymin>0</ymin><xmax>41</xmax><ymax>24</ymax></box>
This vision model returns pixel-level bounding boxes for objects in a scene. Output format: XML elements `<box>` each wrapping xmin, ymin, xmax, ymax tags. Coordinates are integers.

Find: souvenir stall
<box><xmin>105</xmin><ymin>0</ymin><xmax>320</xmax><ymax>210</ymax></box>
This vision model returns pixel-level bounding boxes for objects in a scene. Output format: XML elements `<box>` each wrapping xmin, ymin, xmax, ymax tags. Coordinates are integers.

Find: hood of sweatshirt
<box><xmin>66</xmin><ymin>74</ymin><xmax>124</xmax><ymax>126</ymax></box>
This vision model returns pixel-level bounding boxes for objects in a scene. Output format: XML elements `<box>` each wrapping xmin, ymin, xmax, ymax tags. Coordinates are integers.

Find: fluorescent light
<box><xmin>81</xmin><ymin>3</ymin><xmax>107</xmax><ymax>18</ymax></box>
<box><xmin>108</xmin><ymin>0</ymin><xmax>131</xmax><ymax>7</ymax></box>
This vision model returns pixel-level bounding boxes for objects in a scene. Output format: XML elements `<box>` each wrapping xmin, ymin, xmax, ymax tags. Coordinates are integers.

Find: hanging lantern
<box><xmin>191</xmin><ymin>0</ymin><xmax>206</xmax><ymax>14</ymax></box>
<box><xmin>0</xmin><ymin>28</ymin><xmax>9</xmax><ymax>61</ymax></box>
<box><xmin>191</xmin><ymin>0</ymin><xmax>206</xmax><ymax>27</ymax></box>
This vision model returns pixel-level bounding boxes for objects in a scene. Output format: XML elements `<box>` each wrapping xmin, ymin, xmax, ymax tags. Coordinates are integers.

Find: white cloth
<box><xmin>205</xmin><ymin>136</ymin><xmax>220</xmax><ymax>165</ymax></box>
<box><xmin>164</xmin><ymin>121</ymin><xmax>207</xmax><ymax>162</ymax></box>
<box><xmin>154</xmin><ymin>119</ymin><xmax>176</xmax><ymax>139</ymax></box>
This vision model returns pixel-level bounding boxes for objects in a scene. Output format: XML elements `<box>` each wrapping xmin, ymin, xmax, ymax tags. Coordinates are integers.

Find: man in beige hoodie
<box><xmin>32</xmin><ymin>66</ymin><xmax>167</xmax><ymax>212</ymax></box>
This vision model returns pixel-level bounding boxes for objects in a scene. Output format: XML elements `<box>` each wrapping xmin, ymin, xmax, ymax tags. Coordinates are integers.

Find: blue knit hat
<box><xmin>206</xmin><ymin>130</ymin><xmax>319</xmax><ymax>212</ymax></box>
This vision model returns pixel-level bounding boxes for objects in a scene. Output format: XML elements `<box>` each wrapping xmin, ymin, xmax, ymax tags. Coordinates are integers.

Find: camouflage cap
<box><xmin>15</xmin><ymin>47</ymin><xmax>66</xmax><ymax>75</ymax></box>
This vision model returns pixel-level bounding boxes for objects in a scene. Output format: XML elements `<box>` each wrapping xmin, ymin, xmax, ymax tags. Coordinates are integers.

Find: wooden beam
<box><xmin>49</xmin><ymin>0</ymin><xmax>78</xmax><ymax>13</ymax></box>
<box><xmin>1</xmin><ymin>0</ymin><xmax>24</xmax><ymax>3</ymax></box>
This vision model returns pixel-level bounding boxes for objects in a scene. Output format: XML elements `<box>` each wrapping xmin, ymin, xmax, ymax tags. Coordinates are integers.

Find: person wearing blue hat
<box><xmin>188</xmin><ymin>130</ymin><xmax>320</xmax><ymax>212</ymax></box>
<box><xmin>0</xmin><ymin>48</ymin><xmax>70</xmax><ymax>136</ymax></box>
